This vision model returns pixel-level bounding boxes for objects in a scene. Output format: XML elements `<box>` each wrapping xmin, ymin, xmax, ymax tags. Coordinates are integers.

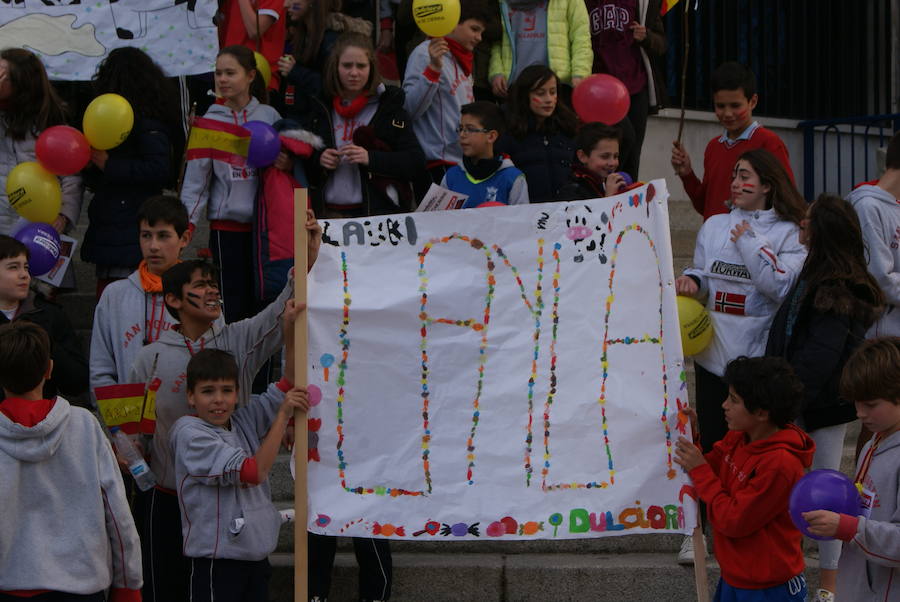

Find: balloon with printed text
<box><xmin>412</xmin><ymin>0</ymin><xmax>461</xmax><ymax>37</ymax></box>
<box><xmin>572</xmin><ymin>74</ymin><xmax>631</xmax><ymax>125</ymax></box>
<box><xmin>83</xmin><ymin>93</ymin><xmax>134</xmax><ymax>150</ymax></box>
<box><xmin>14</xmin><ymin>222</ymin><xmax>61</xmax><ymax>276</ymax></box>
<box><xmin>5</xmin><ymin>162</ymin><xmax>62</xmax><ymax>224</ymax></box>
<box><xmin>676</xmin><ymin>295</ymin><xmax>713</xmax><ymax>356</ymax></box>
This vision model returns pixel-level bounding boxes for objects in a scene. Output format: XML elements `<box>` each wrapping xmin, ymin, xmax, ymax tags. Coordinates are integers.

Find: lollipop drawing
<box><xmin>320</xmin><ymin>353</ymin><xmax>335</xmax><ymax>382</ymax></box>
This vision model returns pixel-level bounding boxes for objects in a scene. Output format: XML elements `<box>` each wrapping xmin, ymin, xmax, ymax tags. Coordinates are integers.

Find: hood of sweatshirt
<box><xmin>737</xmin><ymin>423</ymin><xmax>816</xmax><ymax>467</ymax></box>
<box><xmin>0</xmin><ymin>396</ymin><xmax>70</xmax><ymax>462</ymax></box>
<box><xmin>205</xmin><ymin>97</ymin><xmax>272</xmax><ymax>126</ymax></box>
<box><xmin>846</xmin><ymin>183</ymin><xmax>900</xmax><ymax>208</ymax></box>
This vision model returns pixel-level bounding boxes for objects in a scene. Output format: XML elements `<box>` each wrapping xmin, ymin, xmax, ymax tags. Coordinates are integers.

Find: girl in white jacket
<box><xmin>675</xmin><ymin>149</ymin><xmax>808</xmax><ymax>454</ymax></box>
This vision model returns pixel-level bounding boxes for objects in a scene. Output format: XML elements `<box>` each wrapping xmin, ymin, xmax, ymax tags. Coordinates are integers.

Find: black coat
<box><xmin>0</xmin><ymin>291</ymin><xmax>88</xmax><ymax>402</ymax></box>
<box><xmin>80</xmin><ymin>117</ymin><xmax>174</xmax><ymax>269</ymax></box>
<box><xmin>766</xmin><ymin>280</ymin><xmax>880</xmax><ymax>431</ymax></box>
<box><xmin>495</xmin><ymin>130</ymin><xmax>576</xmax><ymax>203</ymax></box>
<box><xmin>306</xmin><ymin>85</ymin><xmax>426</xmax><ymax>216</ymax></box>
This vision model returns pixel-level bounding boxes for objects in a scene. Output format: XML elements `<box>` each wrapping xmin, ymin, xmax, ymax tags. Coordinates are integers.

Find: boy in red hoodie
<box><xmin>675</xmin><ymin>356</ymin><xmax>814</xmax><ymax>601</ymax></box>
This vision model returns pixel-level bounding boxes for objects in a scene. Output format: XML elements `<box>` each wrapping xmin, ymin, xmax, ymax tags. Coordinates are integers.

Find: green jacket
<box><xmin>489</xmin><ymin>0</ymin><xmax>593</xmax><ymax>85</ymax></box>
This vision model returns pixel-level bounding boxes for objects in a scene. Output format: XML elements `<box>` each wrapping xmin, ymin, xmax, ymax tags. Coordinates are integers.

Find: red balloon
<box><xmin>478</xmin><ymin>201</ymin><xmax>506</xmax><ymax>208</ymax></box>
<box><xmin>36</xmin><ymin>126</ymin><xmax>91</xmax><ymax>176</ymax></box>
<box><xmin>572</xmin><ymin>74</ymin><xmax>631</xmax><ymax>125</ymax></box>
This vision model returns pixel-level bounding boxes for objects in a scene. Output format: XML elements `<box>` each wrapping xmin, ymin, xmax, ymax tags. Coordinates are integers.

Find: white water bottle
<box><xmin>110</xmin><ymin>427</ymin><xmax>157</xmax><ymax>491</ymax></box>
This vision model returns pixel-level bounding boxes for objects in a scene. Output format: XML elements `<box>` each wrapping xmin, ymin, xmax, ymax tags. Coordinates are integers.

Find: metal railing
<box><xmin>796</xmin><ymin>114</ymin><xmax>900</xmax><ymax>201</ymax></box>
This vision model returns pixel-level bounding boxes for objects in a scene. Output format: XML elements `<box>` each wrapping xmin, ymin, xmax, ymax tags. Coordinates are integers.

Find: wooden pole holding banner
<box><xmin>692</xmin><ymin>521</ymin><xmax>710</xmax><ymax>602</ymax></box>
<box><xmin>293</xmin><ymin>188</ymin><xmax>309</xmax><ymax>601</ymax></box>
<box><xmin>676</xmin><ymin>1</ymin><xmax>692</xmax><ymax>145</ymax></box>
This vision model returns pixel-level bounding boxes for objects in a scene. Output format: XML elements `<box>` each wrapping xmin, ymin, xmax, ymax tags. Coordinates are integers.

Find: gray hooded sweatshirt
<box><xmin>0</xmin><ymin>397</ymin><xmax>143</xmax><ymax>593</ymax></box>
<box><xmin>171</xmin><ymin>382</ymin><xmax>286</xmax><ymax>561</ymax></box>
<box><xmin>847</xmin><ymin>183</ymin><xmax>900</xmax><ymax>337</ymax></box>
<box><xmin>837</xmin><ymin>430</ymin><xmax>900</xmax><ymax>601</ymax></box>
<box><xmin>180</xmin><ymin>97</ymin><xmax>281</xmax><ymax>226</ymax></box>
<box><xmin>129</xmin><ymin>280</ymin><xmax>292</xmax><ymax>490</ymax></box>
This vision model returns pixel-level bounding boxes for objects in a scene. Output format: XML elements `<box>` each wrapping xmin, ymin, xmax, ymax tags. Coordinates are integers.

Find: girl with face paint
<box><xmin>494</xmin><ymin>65</ymin><xmax>580</xmax><ymax>202</ymax></box>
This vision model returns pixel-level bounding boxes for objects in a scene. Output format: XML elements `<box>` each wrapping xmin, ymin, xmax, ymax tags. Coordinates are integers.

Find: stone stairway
<box><xmin>58</xmin><ymin>194</ymin><xmax>857</xmax><ymax>601</ymax></box>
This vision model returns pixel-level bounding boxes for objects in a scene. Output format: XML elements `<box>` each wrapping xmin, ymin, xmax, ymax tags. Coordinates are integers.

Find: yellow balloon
<box><xmin>676</xmin><ymin>295</ymin><xmax>713</xmax><ymax>356</ymax></box>
<box><xmin>254</xmin><ymin>51</ymin><xmax>272</xmax><ymax>88</ymax></box>
<box><xmin>412</xmin><ymin>0</ymin><xmax>461</xmax><ymax>38</ymax></box>
<box><xmin>6</xmin><ymin>162</ymin><xmax>62</xmax><ymax>224</ymax></box>
<box><xmin>83</xmin><ymin>93</ymin><xmax>134</xmax><ymax>150</ymax></box>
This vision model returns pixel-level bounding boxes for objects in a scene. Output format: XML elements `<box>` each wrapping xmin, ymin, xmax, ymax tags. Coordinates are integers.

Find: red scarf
<box><xmin>446</xmin><ymin>37</ymin><xmax>473</xmax><ymax>76</ymax></box>
<box><xmin>333</xmin><ymin>94</ymin><xmax>369</xmax><ymax>119</ymax></box>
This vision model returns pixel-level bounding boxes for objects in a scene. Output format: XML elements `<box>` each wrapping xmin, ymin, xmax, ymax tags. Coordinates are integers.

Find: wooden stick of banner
<box><xmin>676</xmin><ymin>1</ymin><xmax>691</xmax><ymax>145</ymax></box>
<box><xmin>293</xmin><ymin>188</ymin><xmax>309</xmax><ymax>602</ymax></box>
<box><xmin>692</xmin><ymin>521</ymin><xmax>710</xmax><ymax>602</ymax></box>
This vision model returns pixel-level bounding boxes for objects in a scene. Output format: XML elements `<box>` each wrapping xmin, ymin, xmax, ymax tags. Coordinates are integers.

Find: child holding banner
<box><xmin>130</xmin><ymin>211</ymin><xmax>319</xmax><ymax>601</ymax></box>
<box><xmin>171</xmin><ymin>303</ymin><xmax>308</xmax><ymax>601</ymax></box>
<box><xmin>556</xmin><ymin>122</ymin><xmax>624</xmax><ymax>200</ymax></box>
<box><xmin>674</xmin><ymin>356</ymin><xmax>814</xmax><ymax>602</ymax></box>
<box><xmin>674</xmin><ymin>149</ymin><xmax>806</xmax><ymax>563</ymax></box>
<box><xmin>181</xmin><ymin>45</ymin><xmax>285</xmax><ymax>324</ymax></box>
<box><xmin>0</xmin><ymin>321</ymin><xmax>143</xmax><ymax>600</ymax></box>
<box><xmin>0</xmin><ymin>235</ymin><xmax>87</xmax><ymax>403</ymax></box>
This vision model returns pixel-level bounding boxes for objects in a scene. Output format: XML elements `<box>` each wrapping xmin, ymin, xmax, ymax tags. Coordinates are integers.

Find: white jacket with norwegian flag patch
<box><xmin>684</xmin><ymin>207</ymin><xmax>806</xmax><ymax>376</ymax></box>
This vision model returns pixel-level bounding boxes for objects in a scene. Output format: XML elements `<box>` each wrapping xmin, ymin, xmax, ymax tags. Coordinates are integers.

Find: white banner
<box><xmin>0</xmin><ymin>0</ymin><xmax>218</xmax><ymax>80</ymax></box>
<box><xmin>306</xmin><ymin>180</ymin><xmax>699</xmax><ymax>540</ymax></box>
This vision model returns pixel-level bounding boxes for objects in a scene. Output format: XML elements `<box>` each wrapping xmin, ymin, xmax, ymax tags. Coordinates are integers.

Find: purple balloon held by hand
<box><xmin>14</xmin><ymin>222</ymin><xmax>61</xmax><ymax>276</ymax></box>
<box><xmin>789</xmin><ymin>469</ymin><xmax>861</xmax><ymax>541</ymax></box>
<box><xmin>244</xmin><ymin>121</ymin><xmax>281</xmax><ymax>168</ymax></box>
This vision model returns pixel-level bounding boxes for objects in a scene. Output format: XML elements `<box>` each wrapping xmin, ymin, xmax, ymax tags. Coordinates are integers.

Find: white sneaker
<box><xmin>677</xmin><ymin>534</ymin><xmax>697</xmax><ymax>565</ymax></box>
<box><xmin>813</xmin><ymin>589</ymin><xmax>835</xmax><ymax>602</ymax></box>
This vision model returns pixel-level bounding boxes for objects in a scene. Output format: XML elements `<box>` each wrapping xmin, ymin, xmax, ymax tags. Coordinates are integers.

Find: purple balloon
<box><xmin>244</xmin><ymin>120</ymin><xmax>281</xmax><ymax>168</ymax></box>
<box><xmin>14</xmin><ymin>222</ymin><xmax>61</xmax><ymax>276</ymax></box>
<box><xmin>789</xmin><ymin>469</ymin><xmax>861</xmax><ymax>541</ymax></box>
<box><xmin>616</xmin><ymin>171</ymin><xmax>634</xmax><ymax>186</ymax></box>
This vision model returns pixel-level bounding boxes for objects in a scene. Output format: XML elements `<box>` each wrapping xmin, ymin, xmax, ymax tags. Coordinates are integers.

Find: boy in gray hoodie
<box><xmin>802</xmin><ymin>337</ymin><xmax>900</xmax><ymax>601</ymax></box>
<box><xmin>846</xmin><ymin>131</ymin><xmax>900</xmax><ymax>337</ymax></box>
<box><xmin>171</xmin><ymin>301</ymin><xmax>308</xmax><ymax>600</ymax></box>
<box><xmin>0</xmin><ymin>322</ymin><xmax>142</xmax><ymax>601</ymax></box>
<box><xmin>129</xmin><ymin>210</ymin><xmax>319</xmax><ymax>601</ymax></box>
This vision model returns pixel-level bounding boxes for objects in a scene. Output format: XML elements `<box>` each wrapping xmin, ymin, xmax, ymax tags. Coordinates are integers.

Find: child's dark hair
<box><xmin>0</xmin><ymin>48</ymin><xmax>67</xmax><ymax>141</ymax></box>
<box><xmin>137</xmin><ymin>195</ymin><xmax>190</xmax><ymax>236</ymax></box>
<box><xmin>840</xmin><ymin>337</ymin><xmax>900</xmax><ymax>403</ymax></box>
<box><xmin>324</xmin><ymin>33</ymin><xmax>381</xmax><ymax>99</ymax></box>
<box><xmin>799</xmin><ymin>194</ymin><xmax>884</xmax><ymax>310</ymax></box>
<box><xmin>186</xmin><ymin>349</ymin><xmax>239</xmax><ymax>393</ymax></box>
<box><xmin>574</xmin><ymin>123</ymin><xmax>621</xmax><ymax>155</ymax></box>
<box><xmin>461</xmin><ymin>101</ymin><xmax>505</xmax><ymax>134</ymax></box>
<box><xmin>162</xmin><ymin>260</ymin><xmax>219</xmax><ymax>320</ymax></box>
<box><xmin>722</xmin><ymin>356</ymin><xmax>803</xmax><ymax>428</ymax></box>
<box><xmin>710</xmin><ymin>62</ymin><xmax>757</xmax><ymax>100</ymax></box>
<box><xmin>507</xmin><ymin>65</ymin><xmax>579</xmax><ymax>139</ymax></box>
<box><xmin>0</xmin><ymin>322</ymin><xmax>50</xmax><ymax>395</ymax></box>
<box><xmin>218</xmin><ymin>45</ymin><xmax>269</xmax><ymax>104</ymax></box>
<box><xmin>459</xmin><ymin>0</ymin><xmax>494</xmax><ymax>28</ymax></box>
<box><xmin>0</xmin><ymin>235</ymin><xmax>28</xmax><ymax>262</ymax></box>
<box><xmin>735</xmin><ymin>149</ymin><xmax>807</xmax><ymax>225</ymax></box>
<box><xmin>93</xmin><ymin>46</ymin><xmax>180</xmax><ymax>126</ymax></box>
<box><xmin>885</xmin><ymin>131</ymin><xmax>900</xmax><ymax>170</ymax></box>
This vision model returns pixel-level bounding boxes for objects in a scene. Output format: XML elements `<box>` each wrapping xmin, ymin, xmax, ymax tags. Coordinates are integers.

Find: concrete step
<box><xmin>267</xmin><ymin>551</ymin><xmax>823</xmax><ymax>601</ymax></box>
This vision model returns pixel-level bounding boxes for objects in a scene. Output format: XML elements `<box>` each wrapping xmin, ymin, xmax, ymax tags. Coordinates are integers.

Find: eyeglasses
<box><xmin>456</xmin><ymin>126</ymin><xmax>491</xmax><ymax>136</ymax></box>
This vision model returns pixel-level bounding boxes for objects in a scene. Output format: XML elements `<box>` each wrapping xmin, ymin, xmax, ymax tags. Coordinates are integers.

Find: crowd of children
<box><xmin>1</xmin><ymin>0</ymin><xmax>900</xmax><ymax>599</ymax></box>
